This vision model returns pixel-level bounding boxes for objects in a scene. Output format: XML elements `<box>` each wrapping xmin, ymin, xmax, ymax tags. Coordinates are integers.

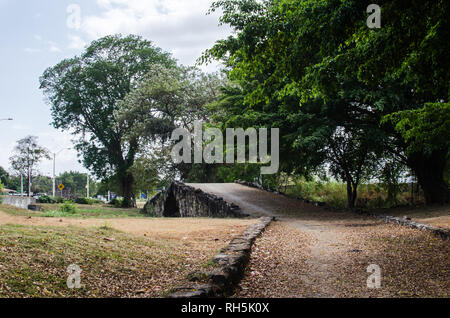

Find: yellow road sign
<box><xmin>58</xmin><ymin>184</ymin><xmax>65</xmax><ymax>191</ymax></box>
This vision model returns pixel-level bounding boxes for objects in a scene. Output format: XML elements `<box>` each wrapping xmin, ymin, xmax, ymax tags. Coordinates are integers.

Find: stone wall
<box><xmin>365</xmin><ymin>212</ymin><xmax>450</xmax><ymax>241</ymax></box>
<box><xmin>1</xmin><ymin>196</ymin><xmax>36</xmax><ymax>210</ymax></box>
<box><xmin>143</xmin><ymin>182</ymin><xmax>249</xmax><ymax>218</ymax></box>
<box><xmin>168</xmin><ymin>216</ymin><xmax>274</xmax><ymax>298</ymax></box>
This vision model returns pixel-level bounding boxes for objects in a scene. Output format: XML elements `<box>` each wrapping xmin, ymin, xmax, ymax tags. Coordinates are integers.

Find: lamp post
<box><xmin>0</xmin><ymin>118</ymin><xmax>13</xmax><ymax>122</ymax></box>
<box><xmin>86</xmin><ymin>173</ymin><xmax>90</xmax><ymax>198</ymax></box>
<box><xmin>52</xmin><ymin>148</ymin><xmax>71</xmax><ymax>197</ymax></box>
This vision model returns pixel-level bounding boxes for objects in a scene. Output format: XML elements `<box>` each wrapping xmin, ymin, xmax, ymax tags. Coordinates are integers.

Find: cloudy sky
<box><xmin>0</xmin><ymin>0</ymin><xmax>230</xmax><ymax>178</ymax></box>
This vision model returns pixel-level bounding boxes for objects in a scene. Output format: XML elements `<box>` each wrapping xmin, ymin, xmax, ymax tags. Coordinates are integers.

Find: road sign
<box><xmin>58</xmin><ymin>184</ymin><xmax>65</xmax><ymax>191</ymax></box>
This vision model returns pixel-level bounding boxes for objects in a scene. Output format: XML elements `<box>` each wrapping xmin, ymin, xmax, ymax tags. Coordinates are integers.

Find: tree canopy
<box><xmin>204</xmin><ymin>0</ymin><xmax>450</xmax><ymax>205</ymax></box>
<box><xmin>9</xmin><ymin>136</ymin><xmax>50</xmax><ymax>195</ymax></box>
<box><xmin>40</xmin><ymin>35</ymin><xmax>176</xmax><ymax>207</ymax></box>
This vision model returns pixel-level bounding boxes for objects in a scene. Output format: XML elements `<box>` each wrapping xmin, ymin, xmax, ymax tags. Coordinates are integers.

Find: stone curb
<box><xmin>235</xmin><ymin>180</ymin><xmax>450</xmax><ymax>242</ymax></box>
<box><xmin>360</xmin><ymin>212</ymin><xmax>450</xmax><ymax>241</ymax></box>
<box><xmin>167</xmin><ymin>216</ymin><xmax>275</xmax><ymax>298</ymax></box>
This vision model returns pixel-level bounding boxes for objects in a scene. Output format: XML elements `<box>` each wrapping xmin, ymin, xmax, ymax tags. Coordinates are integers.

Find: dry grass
<box><xmin>0</xmin><ymin>208</ymin><xmax>256</xmax><ymax>298</ymax></box>
<box><xmin>0</xmin><ymin>209</ymin><xmax>256</xmax><ymax>241</ymax></box>
<box><xmin>331</xmin><ymin>221</ymin><xmax>450</xmax><ymax>298</ymax></box>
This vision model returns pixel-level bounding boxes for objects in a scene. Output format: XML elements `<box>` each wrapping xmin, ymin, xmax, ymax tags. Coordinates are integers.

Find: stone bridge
<box><xmin>143</xmin><ymin>181</ymin><xmax>249</xmax><ymax>218</ymax></box>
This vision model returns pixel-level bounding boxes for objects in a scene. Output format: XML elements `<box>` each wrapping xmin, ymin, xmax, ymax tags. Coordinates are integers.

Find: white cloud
<box><xmin>47</xmin><ymin>40</ymin><xmax>63</xmax><ymax>53</ymax></box>
<box><xmin>24</xmin><ymin>48</ymin><xmax>42</xmax><ymax>53</ymax></box>
<box><xmin>49</xmin><ymin>45</ymin><xmax>62</xmax><ymax>53</ymax></box>
<box><xmin>68</xmin><ymin>34</ymin><xmax>87</xmax><ymax>50</ymax></box>
<box><xmin>12</xmin><ymin>124</ymin><xmax>29</xmax><ymax>131</ymax></box>
<box><xmin>71</xmin><ymin>0</ymin><xmax>230</xmax><ymax>69</ymax></box>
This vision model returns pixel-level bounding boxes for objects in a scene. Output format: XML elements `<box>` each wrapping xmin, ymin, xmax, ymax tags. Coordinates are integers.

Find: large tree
<box><xmin>40</xmin><ymin>35</ymin><xmax>176</xmax><ymax>207</ymax></box>
<box><xmin>116</xmin><ymin>64</ymin><xmax>225</xmax><ymax>183</ymax></box>
<box><xmin>205</xmin><ymin>0</ymin><xmax>450</xmax><ymax>204</ymax></box>
<box><xmin>9</xmin><ymin>136</ymin><xmax>50</xmax><ymax>196</ymax></box>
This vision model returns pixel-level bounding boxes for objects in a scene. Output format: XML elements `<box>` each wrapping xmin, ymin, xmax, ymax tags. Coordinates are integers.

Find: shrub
<box><xmin>110</xmin><ymin>198</ymin><xmax>124</xmax><ymax>208</ymax></box>
<box><xmin>38</xmin><ymin>195</ymin><xmax>57</xmax><ymax>204</ymax></box>
<box><xmin>60</xmin><ymin>202</ymin><xmax>78</xmax><ymax>214</ymax></box>
<box><xmin>75</xmin><ymin>197</ymin><xmax>94</xmax><ymax>205</ymax></box>
<box><xmin>54</xmin><ymin>196</ymin><xmax>67</xmax><ymax>204</ymax></box>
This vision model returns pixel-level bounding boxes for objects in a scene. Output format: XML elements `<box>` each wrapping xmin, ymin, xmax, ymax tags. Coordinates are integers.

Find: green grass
<box><xmin>0</xmin><ymin>203</ymin><xmax>147</xmax><ymax>219</ymax></box>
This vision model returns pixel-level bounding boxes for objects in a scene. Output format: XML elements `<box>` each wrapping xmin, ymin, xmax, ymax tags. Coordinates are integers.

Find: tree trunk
<box><xmin>407</xmin><ymin>150</ymin><xmax>450</xmax><ymax>204</ymax></box>
<box><xmin>346</xmin><ymin>181</ymin><xmax>357</xmax><ymax>209</ymax></box>
<box><xmin>119</xmin><ymin>170</ymin><xmax>135</xmax><ymax>208</ymax></box>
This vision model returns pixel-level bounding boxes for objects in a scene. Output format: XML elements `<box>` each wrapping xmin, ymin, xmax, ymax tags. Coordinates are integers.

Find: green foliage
<box><xmin>40</xmin><ymin>35</ymin><xmax>177</xmax><ymax>207</ymax></box>
<box><xmin>60</xmin><ymin>202</ymin><xmax>78</xmax><ymax>214</ymax></box>
<box><xmin>54</xmin><ymin>196</ymin><xmax>66</xmax><ymax>204</ymax></box>
<box><xmin>74</xmin><ymin>197</ymin><xmax>95</xmax><ymax>205</ymax></box>
<box><xmin>129</xmin><ymin>157</ymin><xmax>161</xmax><ymax>195</ymax></box>
<box><xmin>55</xmin><ymin>171</ymin><xmax>99</xmax><ymax>198</ymax></box>
<box><xmin>37</xmin><ymin>195</ymin><xmax>57</xmax><ymax>204</ymax></box>
<box><xmin>216</xmin><ymin>164</ymin><xmax>261</xmax><ymax>183</ymax></box>
<box><xmin>0</xmin><ymin>166</ymin><xmax>9</xmax><ymax>187</ymax></box>
<box><xmin>288</xmin><ymin>181</ymin><xmax>348</xmax><ymax>210</ymax></box>
<box><xmin>287</xmin><ymin>180</ymin><xmax>421</xmax><ymax>210</ymax></box>
<box><xmin>383</xmin><ymin>103</ymin><xmax>450</xmax><ymax>157</ymax></box>
<box><xmin>110</xmin><ymin>198</ymin><xmax>124</xmax><ymax>208</ymax></box>
<box><xmin>205</xmin><ymin>0</ymin><xmax>450</xmax><ymax>204</ymax></box>
<box><xmin>38</xmin><ymin>196</ymin><xmax>67</xmax><ymax>204</ymax></box>
<box><xmin>117</xmin><ymin>64</ymin><xmax>226</xmax><ymax>186</ymax></box>
<box><xmin>32</xmin><ymin>175</ymin><xmax>52</xmax><ymax>194</ymax></box>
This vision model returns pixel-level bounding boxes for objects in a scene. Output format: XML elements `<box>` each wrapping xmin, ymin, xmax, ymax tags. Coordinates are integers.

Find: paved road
<box><xmin>186</xmin><ymin>183</ymin><xmax>450</xmax><ymax>298</ymax></box>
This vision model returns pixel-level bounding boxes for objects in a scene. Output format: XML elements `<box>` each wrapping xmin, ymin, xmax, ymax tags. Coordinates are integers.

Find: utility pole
<box><xmin>20</xmin><ymin>174</ymin><xmax>23</xmax><ymax>196</ymax></box>
<box><xmin>28</xmin><ymin>166</ymin><xmax>31</xmax><ymax>197</ymax></box>
<box><xmin>52</xmin><ymin>148</ymin><xmax>70</xmax><ymax>197</ymax></box>
<box><xmin>86</xmin><ymin>173</ymin><xmax>90</xmax><ymax>198</ymax></box>
<box><xmin>52</xmin><ymin>153</ymin><xmax>56</xmax><ymax>197</ymax></box>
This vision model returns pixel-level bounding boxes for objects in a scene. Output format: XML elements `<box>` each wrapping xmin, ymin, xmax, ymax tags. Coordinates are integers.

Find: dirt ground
<box><xmin>189</xmin><ymin>183</ymin><xmax>450</xmax><ymax>298</ymax></box>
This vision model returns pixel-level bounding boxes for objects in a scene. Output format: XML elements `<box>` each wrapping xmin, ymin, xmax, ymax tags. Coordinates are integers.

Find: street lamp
<box><xmin>52</xmin><ymin>148</ymin><xmax>71</xmax><ymax>197</ymax></box>
<box><xmin>0</xmin><ymin>118</ymin><xmax>13</xmax><ymax>121</ymax></box>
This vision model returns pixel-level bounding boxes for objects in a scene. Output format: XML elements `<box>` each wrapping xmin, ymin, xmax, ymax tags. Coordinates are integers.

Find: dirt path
<box><xmin>188</xmin><ymin>183</ymin><xmax>450</xmax><ymax>298</ymax></box>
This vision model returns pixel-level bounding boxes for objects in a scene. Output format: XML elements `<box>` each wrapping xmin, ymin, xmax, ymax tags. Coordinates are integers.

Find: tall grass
<box><xmin>286</xmin><ymin>180</ymin><xmax>424</xmax><ymax>210</ymax></box>
<box><xmin>286</xmin><ymin>181</ymin><xmax>348</xmax><ymax>209</ymax></box>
